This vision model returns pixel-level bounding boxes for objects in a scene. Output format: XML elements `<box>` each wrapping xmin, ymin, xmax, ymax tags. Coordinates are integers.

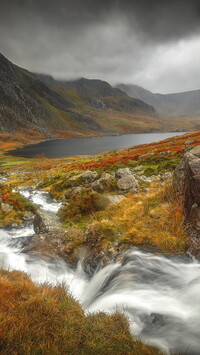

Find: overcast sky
<box><xmin>1</xmin><ymin>0</ymin><xmax>200</xmax><ymax>93</ymax></box>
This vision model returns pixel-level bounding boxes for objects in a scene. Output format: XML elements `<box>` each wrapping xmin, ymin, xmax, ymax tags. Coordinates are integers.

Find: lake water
<box><xmin>9</xmin><ymin>132</ymin><xmax>186</xmax><ymax>158</ymax></box>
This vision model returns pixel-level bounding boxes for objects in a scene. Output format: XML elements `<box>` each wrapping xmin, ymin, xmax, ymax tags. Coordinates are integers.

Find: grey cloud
<box><xmin>1</xmin><ymin>0</ymin><xmax>200</xmax><ymax>93</ymax></box>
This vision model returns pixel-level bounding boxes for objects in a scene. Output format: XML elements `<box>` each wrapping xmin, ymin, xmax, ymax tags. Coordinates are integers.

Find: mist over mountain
<box><xmin>117</xmin><ymin>83</ymin><xmax>200</xmax><ymax>117</ymax></box>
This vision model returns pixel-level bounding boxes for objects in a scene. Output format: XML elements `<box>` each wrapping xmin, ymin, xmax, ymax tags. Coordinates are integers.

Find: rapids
<box><xmin>0</xmin><ymin>190</ymin><xmax>200</xmax><ymax>354</ymax></box>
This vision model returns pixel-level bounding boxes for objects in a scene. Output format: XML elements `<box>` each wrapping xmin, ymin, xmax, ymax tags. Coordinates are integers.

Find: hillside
<box><xmin>117</xmin><ymin>83</ymin><xmax>200</xmax><ymax>117</ymax></box>
<box><xmin>38</xmin><ymin>75</ymin><xmax>156</xmax><ymax>114</ymax></box>
<box><xmin>0</xmin><ymin>53</ymin><xmax>160</xmax><ymax>138</ymax></box>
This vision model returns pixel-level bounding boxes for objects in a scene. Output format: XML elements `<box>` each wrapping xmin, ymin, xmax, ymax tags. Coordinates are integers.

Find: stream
<box><xmin>1</xmin><ymin>190</ymin><xmax>200</xmax><ymax>354</ymax></box>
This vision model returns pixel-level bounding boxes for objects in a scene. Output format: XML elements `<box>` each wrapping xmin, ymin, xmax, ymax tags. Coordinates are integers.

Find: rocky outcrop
<box><xmin>68</xmin><ymin>170</ymin><xmax>98</xmax><ymax>186</ymax></box>
<box><xmin>173</xmin><ymin>146</ymin><xmax>200</xmax><ymax>254</ymax></box>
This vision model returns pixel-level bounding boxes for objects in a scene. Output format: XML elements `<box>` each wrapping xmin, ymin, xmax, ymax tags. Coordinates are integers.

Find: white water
<box><xmin>20</xmin><ymin>189</ymin><xmax>62</xmax><ymax>212</ymax></box>
<box><xmin>1</xmin><ymin>191</ymin><xmax>200</xmax><ymax>354</ymax></box>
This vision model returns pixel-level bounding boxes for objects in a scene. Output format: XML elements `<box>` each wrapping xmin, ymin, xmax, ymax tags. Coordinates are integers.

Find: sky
<box><xmin>1</xmin><ymin>0</ymin><xmax>200</xmax><ymax>93</ymax></box>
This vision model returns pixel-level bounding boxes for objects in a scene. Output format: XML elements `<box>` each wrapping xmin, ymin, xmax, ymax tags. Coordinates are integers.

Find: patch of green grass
<box><xmin>141</xmin><ymin>155</ymin><xmax>181</xmax><ymax>176</ymax></box>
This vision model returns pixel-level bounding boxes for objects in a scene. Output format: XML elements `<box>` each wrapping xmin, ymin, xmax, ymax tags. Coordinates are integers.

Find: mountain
<box><xmin>0</xmin><ymin>53</ymin><xmax>103</xmax><ymax>136</ymax></box>
<box><xmin>0</xmin><ymin>53</ymin><xmax>160</xmax><ymax>138</ymax></box>
<box><xmin>116</xmin><ymin>83</ymin><xmax>200</xmax><ymax>117</ymax></box>
<box><xmin>1</xmin><ymin>53</ymin><xmax>200</xmax><ymax>140</ymax></box>
<box><xmin>36</xmin><ymin>76</ymin><xmax>156</xmax><ymax>115</ymax></box>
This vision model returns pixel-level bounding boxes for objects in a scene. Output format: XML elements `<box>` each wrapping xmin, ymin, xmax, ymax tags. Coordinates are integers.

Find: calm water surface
<box><xmin>9</xmin><ymin>132</ymin><xmax>187</xmax><ymax>158</ymax></box>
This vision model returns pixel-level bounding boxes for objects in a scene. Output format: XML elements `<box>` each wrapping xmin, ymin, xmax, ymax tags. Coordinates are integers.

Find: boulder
<box><xmin>68</xmin><ymin>170</ymin><xmax>98</xmax><ymax>186</ymax></box>
<box><xmin>173</xmin><ymin>146</ymin><xmax>200</xmax><ymax>253</ymax></box>
<box><xmin>117</xmin><ymin>175</ymin><xmax>139</xmax><ymax>192</ymax></box>
<box><xmin>115</xmin><ymin>168</ymin><xmax>132</xmax><ymax>179</ymax></box>
<box><xmin>33</xmin><ymin>212</ymin><xmax>48</xmax><ymax>234</ymax></box>
<box><xmin>91</xmin><ymin>172</ymin><xmax>116</xmax><ymax>193</ymax></box>
<box><xmin>96</xmin><ymin>194</ymin><xmax>125</xmax><ymax>210</ymax></box>
<box><xmin>91</xmin><ymin>180</ymin><xmax>104</xmax><ymax>193</ymax></box>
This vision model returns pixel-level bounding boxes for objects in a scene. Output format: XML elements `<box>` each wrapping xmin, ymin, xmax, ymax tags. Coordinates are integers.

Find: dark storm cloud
<box><xmin>1</xmin><ymin>0</ymin><xmax>200</xmax><ymax>92</ymax></box>
<box><xmin>2</xmin><ymin>0</ymin><xmax>200</xmax><ymax>40</ymax></box>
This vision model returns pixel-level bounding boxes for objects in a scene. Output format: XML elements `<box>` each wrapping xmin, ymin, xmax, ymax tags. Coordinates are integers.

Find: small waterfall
<box><xmin>0</xmin><ymin>190</ymin><xmax>200</xmax><ymax>354</ymax></box>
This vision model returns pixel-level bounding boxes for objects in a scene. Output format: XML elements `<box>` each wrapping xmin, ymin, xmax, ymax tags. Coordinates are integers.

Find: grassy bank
<box><xmin>0</xmin><ymin>268</ymin><xmax>163</xmax><ymax>355</ymax></box>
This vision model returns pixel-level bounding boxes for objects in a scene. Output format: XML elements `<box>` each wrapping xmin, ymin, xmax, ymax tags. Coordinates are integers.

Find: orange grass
<box><xmin>0</xmin><ymin>269</ymin><xmax>163</xmax><ymax>355</ymax></box>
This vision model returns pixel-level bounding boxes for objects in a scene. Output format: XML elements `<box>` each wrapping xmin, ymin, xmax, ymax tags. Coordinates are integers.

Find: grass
<box><xmin>59</xmin><ymin>181</ymin><xmax>187</xmax><ymax>256</ymax></box>
<box><xmin>0</xmin><ymin>268</ymin><xmax>163</xmax><ymax>355</ymax></box>
<box><xmin>0</xmin><ymin>184</ymin><xmax>36</xmax><ymax>226</ymax></box>
<box><xmin>91</xmin><ymin>182</ymin><xmax>187</xmax><ymax>254</ymax></box>
<box><xmin>0</xmin><ymin>131</ymin><xmax>195</xmax><ymax>354</ymax></box>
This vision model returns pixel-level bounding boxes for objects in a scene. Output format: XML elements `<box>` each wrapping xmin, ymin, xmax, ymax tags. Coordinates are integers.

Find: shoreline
<box><xmin>5</xmin><ymin>131</ymin><xmax>188</xmax><ymax>159</ymax></box>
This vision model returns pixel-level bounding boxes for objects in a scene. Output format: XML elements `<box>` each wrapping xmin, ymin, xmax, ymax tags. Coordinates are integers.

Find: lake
<box><xmin>9</xmin><ymin>132</ymin><xmax>187</xmax><ymax>158</ymax></box>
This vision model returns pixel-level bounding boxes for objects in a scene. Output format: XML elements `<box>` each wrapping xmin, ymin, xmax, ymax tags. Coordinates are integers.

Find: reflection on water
<box><xmin>9</xmin><ymin>132</ymin><xmax>186</xmax><ymax>158</ymax></box>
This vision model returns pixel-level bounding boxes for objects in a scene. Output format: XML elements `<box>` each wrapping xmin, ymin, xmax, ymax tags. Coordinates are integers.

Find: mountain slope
<box><xmin>1</xmin><ymin>53</ymin><xmax>199</xmax><ymax>139</ymax></box>
<box><xmin>0</xmin><ymin>53</ymin><xmax>103</xmax><ymax>136</ymax></box>
<box><xmin>36</xmin><ymin>76</ymin><xmax>156</xmax><ymax>115</ymax></box>
<box><xmin>0</xmin><ymin>53</ymin><xmax>160</xmax><ymax>137</ymax></box>
<box><xmin>117</xmin><ymin>83</ymin><xmax>200</xmax><ymax>117</ymax></box>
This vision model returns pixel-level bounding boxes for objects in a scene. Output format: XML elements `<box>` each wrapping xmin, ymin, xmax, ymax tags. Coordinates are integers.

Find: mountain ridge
<box><xmin>0</xmin><ymin>53</ymin><xmax>160</xmax><ymax>138</ymax></box>
<box><xmin>116</xmin><ymin>83</ymin><xmax>200</xmax><ymax>117</ymax></box>
<box><xmin>1</xmin><ymin>53</ymin><xmax>200</xmax><ymax>139</ymax></box>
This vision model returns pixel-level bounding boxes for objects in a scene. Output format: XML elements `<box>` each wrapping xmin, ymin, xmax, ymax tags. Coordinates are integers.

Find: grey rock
<box><xmin>68</xmin><ymin>170</ymin><xmax>98</xmax><ymax>185</ymax></box>
<box><xmin>117</xmin><ymin>175</ymin><xmax>139</xmax><ymax>192</ymax></box>
<box><xmin>91</xmin><ymin>180</ymin><xmax>104</xmax><ymax>193</ymax></box>
<box><xmin>115</xmin><ymin>168</ymin><xmax>132</xmax><ymax>179</ymax></box>
<box><xmin>23</xmin><ymin>211</ymin><xmax>35</xmax><ymax>220</ymax></box>
<box><xmin>173</xmin><ymin>146</ymin><xmax>200</xmax><ymax>254</ymax></box>
<box><xmin>1</xmin><ymin>203</ymin><xmax>13</xmax><ymax>212</ymax></box>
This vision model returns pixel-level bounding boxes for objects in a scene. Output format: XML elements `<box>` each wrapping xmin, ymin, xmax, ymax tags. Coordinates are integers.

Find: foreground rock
<box><xmin>173</xmin><ymin>145</ymin><xmax>200</xmax><ymax>254</ymax></box>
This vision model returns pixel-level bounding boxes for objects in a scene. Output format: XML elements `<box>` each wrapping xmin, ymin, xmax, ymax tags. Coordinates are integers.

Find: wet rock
<box><xmin>173</xmin><ymin>146</ymin><xmax>200</xmax><ymax>254</ymax></box>
<box><xmin>33</xmin><ymin>213</ymin><xmax>48</xmax><ymax>234</ymax></box>
<box><xmin>23</xmin><ymin>211</ymin><xmax>35</xmax><ymax>221</ymax></box>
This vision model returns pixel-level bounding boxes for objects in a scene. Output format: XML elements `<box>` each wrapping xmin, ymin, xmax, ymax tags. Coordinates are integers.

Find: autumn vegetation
<box><xmin>0</xmin><ymin>131</ymin><xmax>198</xmax><ymax>354</ymax></box>
<box><xmin>0</xmin><ymin>268</ymin><xmax>163</xmax><ymax>355</ymax></box>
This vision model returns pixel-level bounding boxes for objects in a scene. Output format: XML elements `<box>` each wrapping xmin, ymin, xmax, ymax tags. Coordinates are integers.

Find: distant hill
<box><xmin>116</xmin><ymin>83</ymin><xmax>200</xmax><ymax>117</ymax></box>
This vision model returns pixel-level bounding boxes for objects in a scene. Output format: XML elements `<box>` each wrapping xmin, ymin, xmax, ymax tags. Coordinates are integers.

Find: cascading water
<box><xmin>20</xmin><ymin>189</ymin><xmax>62</xmax><ymax>213</ymax></box>
<box><xmin>1</xmin><ymin>190</ymin><xmax>200</xmax><ymax>354</ymax></box>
